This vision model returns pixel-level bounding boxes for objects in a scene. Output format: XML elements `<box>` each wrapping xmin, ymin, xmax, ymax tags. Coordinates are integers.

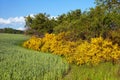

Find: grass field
<box><xmin>0</xmin><ymin>33</ymin><xmax>69</xmax><ymax>80</ymax></box>
<box><xmin>63</xmin><ymin>63</ymin><xmax>120</xmax><ymax>80</ymax></box>
<box><xmin>0</xmin><ymin>33</ymin><xmax>120</xmax><ymax>80</ymax></box>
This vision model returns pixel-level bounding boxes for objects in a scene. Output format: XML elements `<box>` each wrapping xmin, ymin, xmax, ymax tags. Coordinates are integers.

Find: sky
<box><xmin>0</xmin><ymin>0</ymin><xmax>95</xmax><ymax>30</ymax></box>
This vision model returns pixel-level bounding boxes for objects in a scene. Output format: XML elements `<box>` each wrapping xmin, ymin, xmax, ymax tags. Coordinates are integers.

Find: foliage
<box><xmin>1</xmin><ymin>33</ymin><xmax>120</xmax><ymax>80</ymax></box>
<box><xmin>109</xmin><ymin>29</ymin><xmax>120</xmax><ymax>46</ymax></box>
<box><xmin>0</xmin><ymin>33</ymin><xmax>69</xmax><ymax>80</ymax></box>
<box><xmin>23</xmin><ymin>32</ymin><xmax>79</xmax><ymax>56</ymax></box>
<box><xmin>0</xmin><ymin>28</ymin><xmax>24</xmax><ymax>34</ymax></box>
<box><xmin>25</xmin><ymin>2</ymin><xmax>120</xmax><ymax>44</ymax></box>
<box><xmin>23</xmin><ymin>33</ymin><xmax>120</xmax><ymax>65</ymax></box>
<box><xmin>72</xmin><ymin>37</ymin><xmax>120</xmax><ymax>65</ymax></box>
<box><xmin>25</xmin><ymin>13</ymin><xmax>57</xmax><ymax>35</ymax></box>
<box><xmin>23</xmin><ymin>36</ymin><xmax>43</xmax><ymax>51</ymax></box>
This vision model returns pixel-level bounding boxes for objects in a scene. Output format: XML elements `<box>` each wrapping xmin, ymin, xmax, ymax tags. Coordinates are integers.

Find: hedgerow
<box><xmin>23</xmin><ymin>33</ymin><xmax>120</xmax><ymax>65</ymax></box>
<box><xmin>70</xmin><ymin>37</ymin><xmax>120</xmax><ymax>65</ymax></box>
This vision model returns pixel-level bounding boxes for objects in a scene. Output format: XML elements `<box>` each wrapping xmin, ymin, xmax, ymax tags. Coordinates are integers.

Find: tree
<box><xmin>25</xmin><ymin>13</ymin><xmax>57</xmax><ymax>35</ymax></box>
<box><xmin>95</xmin><ymin>0</ymin><xmax>120</xmax><ymax>13</ymax></box>
<box><xmin>24</xmin><ymin>1</ymin><xmax>120</xmax><ymax>43</ymax></box>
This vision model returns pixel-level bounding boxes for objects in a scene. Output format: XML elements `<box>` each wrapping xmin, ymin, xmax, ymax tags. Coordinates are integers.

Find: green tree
<box><xmin>25</xmin><ymin>13</ymin><xmax>56</xmax><ymax>35</ymax></box>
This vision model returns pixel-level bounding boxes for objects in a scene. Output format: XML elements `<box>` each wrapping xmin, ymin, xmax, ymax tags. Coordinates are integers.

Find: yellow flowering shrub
<box><xmin>71</xmin><ymin>37</ymin><xmax>120</xmax><ymax>65</ymax></box>
<box><xmin>23</xmin><ymin>36</ymin><xmax>43</xmax><ymax>51</ymax></box>
<box><xmin>51</xmin><ymin>41</ymin><xmax>76</xmax><ymax>56</ymax></box>
<box><xmin>41</xmin><ymin>33</ymin><xmax>77</xmax><ymax>56</ymax></box>
<box><xmin>23</xmin><ymin>34</ymin><xmax>120</xmax><ymax>65</ymax></box>
<box><xmin>40</xmin><ymin>33</ymin><xmax>56</xmax><ymax>52</ymax></box>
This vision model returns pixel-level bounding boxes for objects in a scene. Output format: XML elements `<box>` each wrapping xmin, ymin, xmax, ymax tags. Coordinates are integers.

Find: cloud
<box><xmin>0</xmin><ymin>16</ymin><xmax>25</xmax><ymax>30</ymax></box>
<box><xmin>0</xmin><ymin>18</ymin><xmax>11</xmax><ymax>24</ymax></box>
<box><xmin>0</xmin><ymin>14</ymin><xmax>57</xmax><ymax>30</ymax></box>
<box><xmin>17</xmin><ymin>27</ymin><xmax>26</xmax><ymax>31</ymax></box>
<box><xmin>29</xmin><ymin>14</ymin><xmax>34</xmax><ymax>17</ymax></box>
<box><xmin>49</xmin><ymin>16</ymin><xmax>58</xmax><ymax>20</ymax></box>
<box><xmin>0</xmin><ymin>17</ymin><xmax>25</xmax><ymax>24</ymax></box>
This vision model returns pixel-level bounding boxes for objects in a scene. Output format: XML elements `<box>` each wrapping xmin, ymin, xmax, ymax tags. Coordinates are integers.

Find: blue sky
<box><xmin>0</xmin><ymin>0</ymin><xmax>95</xmax><ymax>30</ymax></box>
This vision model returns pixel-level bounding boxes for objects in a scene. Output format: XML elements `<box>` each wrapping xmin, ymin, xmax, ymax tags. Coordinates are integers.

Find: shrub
<box><xmin>41</xmin><ymin>33</ymin><xmax>77</xmax><ymax>56</ymax></box>
<box><xmin>109</xmin><ymin>29</ymin><xmax>120</xmax><ymax>46</ymax></box>
<box><xmin>23</xmin><ymin>33</ymin><xmax>120</xmax><ymax>65</ymax></box>
<box><xmin>23</xmin><ymin>36</ymin><xmax>43</xmax><ymax>51</ymax></box>
<box><xmin>71</xmin><ymin>37</ymin><xmax>120</xmax><ymax>65</ymax></box>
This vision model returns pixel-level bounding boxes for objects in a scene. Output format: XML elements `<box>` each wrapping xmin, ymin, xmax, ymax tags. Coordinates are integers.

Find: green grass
<box><xmin>0</xmin><ymin>33</ymin><xmax>69</xmax><ymax>80</ymax></box>
<box><xmin>0</xmin><ymin>33</ymin><xmax>120</xmax><ymax>80</ymax></box>
<box><xmin>63</xmin><ymin>62</ymin><xmax>120</xmax><ymax>80</ymax></box>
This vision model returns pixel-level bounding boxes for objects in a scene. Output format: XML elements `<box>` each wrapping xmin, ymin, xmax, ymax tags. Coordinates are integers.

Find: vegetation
<box><xmin>25</xmin><ymin>13</ymin><xmax>56</xmax><ymax>35</ymax></box>
<box><xmin>0</xmin><ymin>33</ymin><xmax>69</xmax><ymax>80</ymax></box>
<box><xmin>0</xmin><ymin>28</ymin><xmax>24</xmax><ymax>34</ymax></box>
<box><xmin>1</xmin><ymin>33</ymin><xmax>120</xmax><ymax>80</ymax></box>
<box><xmin>23</xmin><ymin>0</ymin><xmax>120</xmax><ymax>79</ymax></box>
<box><xmin>63</xmin><ymin>63</ymin><xmax>120</xmax><ymax>80</ymax></box>
<box><xmin>0</xmin><ymin>34</ymin><xmax>120</xmax><ymax>80</ymax></box>
<box><xmin>25</xmin><ymin>0</ymin><xmax>120</xmax><ymax>43</ymax></box>
<box><xmin>1</xmin><ymin>0</ymin><xmax>120</xmax><ymax>80</ymax></box>
<box><xmin>23</xmin><ymin>33</ymin><xmax>120</xmax><ymax>65</ymax></box>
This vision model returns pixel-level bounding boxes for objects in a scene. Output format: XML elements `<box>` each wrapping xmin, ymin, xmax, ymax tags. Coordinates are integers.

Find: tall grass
<box><xmin>0</xmin><ymin>33</ymin><xmax>69</xmax><ymax>80</ymax></box>
<box><xmin>63</xmin><ymin>62</ymin><xmax>120</xmax><ymax>80</ymax></box>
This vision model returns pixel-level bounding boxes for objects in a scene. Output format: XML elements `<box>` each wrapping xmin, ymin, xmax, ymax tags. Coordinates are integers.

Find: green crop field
<box><xmin>0</xmin><ymin>33</ymin><xmax>69</xmax><ymax>80</ymax></box>
<box><xmin>0</xmin><ymin>33</ymin><xmax>120</xmax><ymax>80</ymax></box>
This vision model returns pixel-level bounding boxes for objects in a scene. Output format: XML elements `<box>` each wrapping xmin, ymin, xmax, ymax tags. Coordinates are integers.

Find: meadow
<box><xmin>0</xmin><ymin>33</ymin><xmax>69</xmax><ymax>80</ymax></box>
<box><xmin>0</xmin><ymin>33</ymin><xmax>120</xmax><ymax>80</ymax></box>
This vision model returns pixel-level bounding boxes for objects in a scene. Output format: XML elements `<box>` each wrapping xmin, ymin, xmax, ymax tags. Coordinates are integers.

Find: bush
<box><xmin>23</xmin><ymin>36</ymin><xmax>43</xmax><ymax>51</ymax></box>
<box><xmin>108</xmin><ymin>29</ymin><xmax>120</xmax><ymax>46</ymax></box>
<box><xmin>23</xmin><ymin>33</ymin><xmax>120</xmax><ymax>65</ymax></box>
<box><xmin>71</xmin><ymin>37</ymin><xmax>120</xmax><ymax>65</ymax></box>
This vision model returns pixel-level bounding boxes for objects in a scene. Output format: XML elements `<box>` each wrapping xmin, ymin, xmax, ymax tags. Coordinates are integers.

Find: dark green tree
<box><xmin>25</xmin><ymin>13</ymin><xmax>56</xmax><ymax>35</ymax></box>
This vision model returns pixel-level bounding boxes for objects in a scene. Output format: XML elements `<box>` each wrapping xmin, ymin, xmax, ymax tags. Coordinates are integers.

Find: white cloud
<box><xmin>0</xmin><ymin>17</ymin><xmax>25</xmax><ymax>24</ymax></box>
<box><xmin>0</xmin><ymin>18</ymin><xmax>11</xmax><ymax>24</ymax></box>
<box><xmin>17</xmin><ymin>27</ymin><xmax>26</xmax><ymax>31</ymax></box>
<box><xmin>49</xmin><ymin>16</ymin><xmax>58</xmax><ymax>20</ymax></box>
<box><xmin>30</xmin><ymin>14</ymin><xmax>34</xmax><ymax>17</ymax></box>
<box><xmin>0</xmin><ymin>15</ymin><xmax>57</xmax><ymax>30</ymax></box>
<box><xmin>0</xmin><ymin>16</ymin><xmax>25</xmax><ymax>30</ymax></box>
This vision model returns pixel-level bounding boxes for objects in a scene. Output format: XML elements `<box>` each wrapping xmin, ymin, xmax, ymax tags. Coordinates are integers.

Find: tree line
<box><xmin>0</xmin><ymin>28</ymin><xmax>24</xmax><ymax>34</ymax></box>
<box><xmin>25</xmin><ymin>0</ymin><xmax>120</xmax><ymax>45</ymax></box>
